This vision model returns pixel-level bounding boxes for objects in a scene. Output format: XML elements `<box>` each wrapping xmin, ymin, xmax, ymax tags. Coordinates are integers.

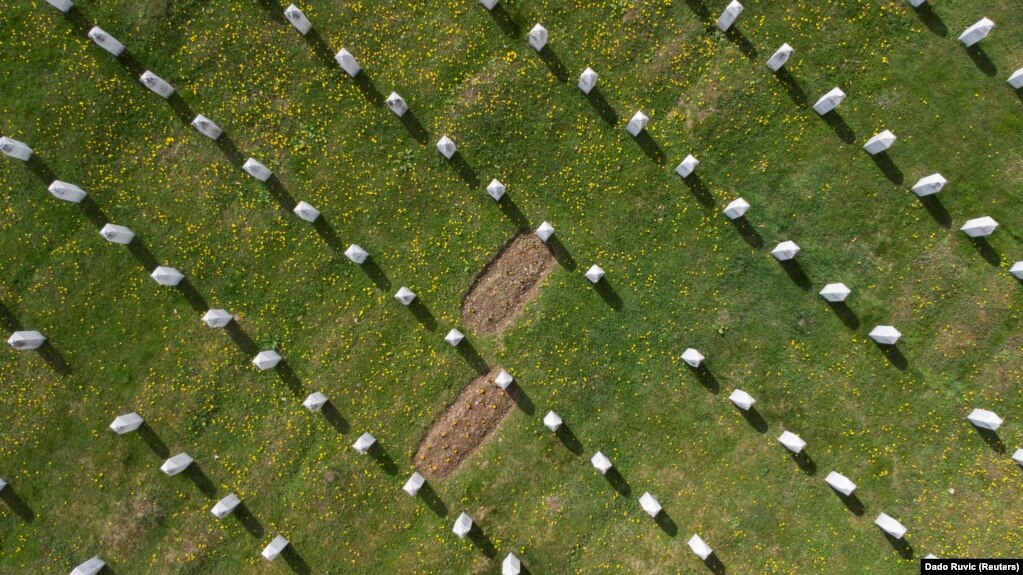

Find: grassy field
<box><xmin>2</xmin><ymin>0</ymin><xmax>1023</xmax><ymax>573</ymax></box>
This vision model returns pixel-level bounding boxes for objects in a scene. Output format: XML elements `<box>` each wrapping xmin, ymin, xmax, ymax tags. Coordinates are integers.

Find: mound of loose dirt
<box><xmin>461</xmin><ymin>233</ymin><xmax>556</xmax><ymax>335</ymax></box>
<box><xmin>415</xmin><ymin>368</ymin><xmax>517</xmax><ymax>480</ymax></box>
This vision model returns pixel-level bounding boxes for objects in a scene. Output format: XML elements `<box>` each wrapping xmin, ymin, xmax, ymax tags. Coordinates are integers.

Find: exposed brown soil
<box><xmin>461</xmin><ymin>233</ymin><xmax>556</xmax><ymax>336</ymax></box>
<box><xmin>414</xmin><ymin>368</ymin><xmax>517</xmax><ymax>480</ymax></box>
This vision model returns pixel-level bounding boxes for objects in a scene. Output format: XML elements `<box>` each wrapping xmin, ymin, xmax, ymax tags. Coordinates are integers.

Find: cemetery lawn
<box><xmin>3</xmin><ymin>1</ymin><xmax>1023</xmax><ymax>573</ymax></box>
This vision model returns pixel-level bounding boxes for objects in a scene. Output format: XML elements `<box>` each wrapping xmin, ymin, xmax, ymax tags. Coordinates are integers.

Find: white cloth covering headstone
<box><xmin>716</xmin><ymin>1</ymin><xmax>744</xmax><ymax>32</ymax></box>
<box><xmin>150</xmin><ymin>266</ymin><xmax>184</xmax><ymax>286</ymax></box>
<box><xmin>335</xmin><ymin>48</ymin><xmax>361</xmax><ymax>77</ymax></box>
<box><xmin>874</xmin><ymin>513</ymin><xmax>907</xmax><ymax>539</ymax></box>
<box><xmin>967</xmin><ymin>409</ymin><xmax>1002</xmax><ymax>431</ymax></box>
<box><xmin>160</xmin><ymin>453</ymin><xmax>193</xmax><ymax>476</ymax></box>
<box><xmin>48</xmin><ymin>180</ymin><xmax>88</xmax><ymax>203</ymax></box>
<box><xmin>385</xmin><ymin>92</ymin><xmax>408</xmax><ymax>117</ymax></box>
<box><xmin>436</xmin><ymin>136</ymin><xmax>457</xmax><ymax>159</ymax></box>
<box><xmin>140</xmin><ymin>71</ymin><xmax>175</xmax><ymax>99</ymax></box>
<box><xmin>723</xmin><ymin>198</ymin><xmax>750</xmax><ymax>220</ymax></box>
<box><xmin>728</xmin><ymin>389</ymin><xmax>755</xmax><ymax>411</ymax></box>
<box><xmin>88</xmin><ymin>27</ymin><xmax>125</xmax><ymax>57</ymax></box>
<box><xmin>771</xmin><ymin>241</ymin><xmax>800</xmax><ymax>261</ymax></box>
<box><xmin>868</xmin><ymin>325</ymin><xmax>901</xmax><ymax>345</ymax></box>
<box><xmin>960</xmin><ymin>216</ymin><xmax>998</xmax><ymax>238</ymax></box>
<box><xmin>70</xmin><ymin>556</ymin><xmax>106</xmax><ymax>575</ymax></box>
<box><xmin>453</xmin><ymin>512</ymin><xmax>474</xmax><ymax>538</ymax></box>
<box><xmin>191</xmin><ymin>115</ymin><xmax>222</xmax><ymax>140</ymax></box>
<box><xmin>863</xmin><ymin>130</ymin><xmax>896</xmax><ymax>155</ymax></box>
<box><xmin>825</xmin><ymin>471</ymin><xmax>857</xmax><ymax>496</ymax></box>
<box><xmin>284</xmin><ymin>4</ymin><xmax>311</xmax><ymax>35</ymax></box>
<box><xmin>638</xmin><ymin>492</ymin><xmax>662</xmax><ymax>517</ymax></box>
<box><xmin>528</xmin><ymin>23</ymin><xmax>548</xmax><ymax>52</ymax></box>
<box><xmin>486</xmin><ymin>179</ymin><xmax>506</xmax><ymax>201</ymax></box>
<box><xmin>394</xmin><ymin>287</ymin><xmax>417</xmax><ymax>305</ymax></box>
<box><xmin>403</xmin><ymin>471</ymin><xmax>425</xmax><ymax>496</ymax></box>
<box><xmin>99</xmin><ymin>223</ymin><xmax>134</xmax><ymax>244</ymax></box>
<box><xmin>535</xmin><ymin>221</ymin><xmax>554</xmax><ymax>243</ymax></box>
<box><xmin>46</xmin><ymin>0</ymin><xmax>73</xmax><ymax>12</ymax></box>
<box><xmin>210</xmin><ymin>493</ymin><xmax>241</xmax><ymax>518</ymax></box>
<box><xmin>0</xmin><ymin>137</ymin><xmax>33</xmax><ymax>161</ymax></box>
<box><xmin>591</xmin><ymin>451</ymin><xmax>613</xmax><ymax>475</ymax></box>
<box><xmin>675</xmin><ymin>154</ymin><xmax>699</xmax><ymax>178</ymax></box>
<box><xmin>543</xmin><ymin>411</ymin><xmax>563</xmax><ymax>431</ymax></box>
<box><xmin>911</xmin><ymin>173</ymin><xmax>946</xmax><ymax>197</ymax></box>
<box><xmin>766</xmin><ymin>43</ymin><xmax>794</xmax><ymax>71</ymax></box>
<box><xmin>958</xmin><ymin>18</ymin><xmax>995</xmax><ymax>47</ymax></box>
<box><xmin>7</xmin><ymin>330</ymin><xmax>46</xmax><ymax>350</ymax></box>
<box><xmin>352</xmin><ymin>432</ymin><xmax>376</xmax><ymax>454</ymax></box>
<box><xmin>819</xmin><ymin>283</ymin><xmax>851</xmax><ymax>302</ymax></box>
<box><xmin>579</xmin><ymin>67</ymin><xmax>598</xmax><ymax>94</ymax></box>
<box><xmin>584</xmin><ymin>265</ymin><xmax>604</xmax><ymax>284</ymax></box>
<box><xmin>0</xmin><ymin>477</ymin><xmax>6</xmax><ymax>491</ymax></box>
<box><xmin>626</xmin><ymin>111</ymin><xmax>649</xmax><ymax>136</ymax></box>
<box><xmin>681</xmin><ymin>348</ymin><xmax>705</xmax><ymax>368</ymax></box>
<box><xmin>1010</xmin><ymin>262</ymin><xmax>1023</xmax><ymax>280</ymax></box>
<box><xmin>242</xmin><ymin>158</ymin><xmax>272</xmax><ymax>181</ymax></box>
<box><xmin>688</xmin><ymin>534</ymin><xmax>712</xmax><ymax>560</ymax></box>
<box><xmin>444</xmin><ymin>329</ymin><xmax>464</xmax><ymax>347</ymax></box>
<box><xmin>344</xmin><ymin>244</ymin><xmax>368</xmax><ymax>264</ymax></box>
<box><xmin>907</xmin><ymin>0</ymin><xmax>927</xmax><ymax>7</ymax></box>
<box><xmin>293</xmin><ymin>201</ymin><xmax>320</xmax><ymax>222</ymax></box>
<box><xmin>261</xmin><ymin>535</ymin><xmax>289</xmax><ymax>561</ymax></box>
<box><xmin>778</xmin><ymin>431</ymin><xmax>806</xmax><ymax>453</ymax></box>
<box><xmin>480</xmin><ymin>0</ymin><xmax>499</xmax><ymax>9</ymax></box>
<box><xmin>502</xmin><ymin>553</ymin><xmax>521</xmax><ymax>575</ymax></box>
<box><xmin>202</xmin><ymin>309</ymin><xmax>232</xmax><ymax>328</ymax></box>
<box><xmin>1008</xmin><ymin>68</ymin><xmax>1023</xmax><ymax>90</ymax></box>
<box><xmin>495</xmin><ymin>370</ymin><xmax>514</xmax><ymax>390</ymax></box>
<box><xmin>813</xmin><ymin>88</ymin><xmax>845</xmax><ymax>115</ymax></box>
<box><xmin>252</xmin><ymin>350</ymin><xmax>282</xmax><ymax>370</ymax></box>
<box><xmin>109</xmin><ymin>412</ymin><xmax>144</xmax><ymax>434</ymax></box>
<box><xmin>302</xmin><ymin>392</ymin><xmax>328</xmax><ymax>412</ymax></box>
<box><xmin>1012</xmin><ymin>449</ymin><xmax>1023</xmax><ymax>466</ymax></box>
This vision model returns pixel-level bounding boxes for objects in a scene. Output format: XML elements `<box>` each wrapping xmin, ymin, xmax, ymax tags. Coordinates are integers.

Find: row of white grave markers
<box><xmin>691</xmin><ymin>342</ymin><xmax>1021</xmax><ymax>557</ymax></box>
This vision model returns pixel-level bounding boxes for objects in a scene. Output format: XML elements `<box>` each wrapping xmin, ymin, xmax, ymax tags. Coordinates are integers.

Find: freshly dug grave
<box><xmin>461</xmin><ymin>233</ymin><xmax>556</xmax><ymax>335</ymax></box>
<box><xmin>415</xmin><ymin>368</ymin><xmax>517</xmax><ymax>480</ymax></box>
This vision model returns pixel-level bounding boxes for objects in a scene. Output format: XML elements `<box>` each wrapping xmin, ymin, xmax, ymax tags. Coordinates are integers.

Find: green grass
<box><xmin>2</xmin><ymin>0</ymin><xmax>1023</xmax><ymax>573</ymax></box>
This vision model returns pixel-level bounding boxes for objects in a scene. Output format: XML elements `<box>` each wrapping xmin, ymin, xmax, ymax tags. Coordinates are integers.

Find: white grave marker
<box><xmin>88</xmin><ymin>27</ymin><xmax>125</xmax><ymax>56</ymax></box>
<box><xmin>335</xmin><ymin>49</ymin><xmax>361</xmax><ymax>76</ymax></box>
<box><xmin>778</xmin><ymin>431</ymin><xmax>806</xmax><ymax>453</ymax></box>
<box><xmin>813</xmin><ymin>88</ymin><xmax>845</xmax><ymax>115</ymax></box>
<box><xmin>109</xmin><ymin>412</ymin><xmax>143</xmax><ymax>434</ymax></box>
<box><xmin>284</xmin><ymin>4</ymin><xmax>312</xmax><ymax>35</ymax></box>
<box><xmin>252</xmin><ymin>350</ymin><xmax>282</xmax><ymax>370</ymax></box>
<box><xmin>140</xmin><ymin>71</ymin><xmax>175</xmax><ymax>99</ymax></box>
<box><xmin>202</xmin><ymin>309</ymin><xmax>232</xmax><ymax>328</ymax></box>
<box><xmin>7</xmin><ymin>330</ymin><xmax>46</xmax><ymax>350</ymax></box>
<box><xmin>47</xmin><ymin>180</ymin><xmax>87</xmax><ymax>203</ymax></box>
<box><xmin>766</xmin><ymin>43</ymin><xmax>794</xmax><ymax>71</ymax></box>
<box><xmin>716</xmin><ymin>1</ymin><xmax>744</xmax><ymax>32</ymax></box>
<box><xmin>0</xmin><ymin>137</ymin><xmax>33</xmax><ymax>161</ymax></box>
<box><xmin>528</xmin><ymin>24</ymin><xmax>548</xmax><ymax>52</ymax></box>
<box><xmin>579</xmin><ymin>67</ymin><xmax>598</xmax><ymax>94</ymax></box>
<box><xmin>868</xmin><ymin>325</ymin><xmax>901</xmax><ymax>345</ymax></box>
<box><xmin>675</xmin><ymin>154</ymin><xmax>699</xmax><ymax>178</ymax></box>
<box><xmin>211</xmin><ymin>493</ymin><xmax>240</xmax><ymax>518</ymax></box>
<box><xmin>190</xmin><ymin>114</ymin><xmax>222</xmax><ymax>140</ymax></box>
<box><xmin>958</xmin><ymin>18</ymin><xmax>994</xmax><ymax>47</ymax></box>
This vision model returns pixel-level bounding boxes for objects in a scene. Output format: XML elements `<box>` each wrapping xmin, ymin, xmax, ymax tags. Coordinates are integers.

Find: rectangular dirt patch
<box><xmin>461</xmin><ymin>233</ymin><xmax>556</xmax><ymax>336</ymax></box>
<box><xmin>414</xmin><ymin>368</ymin><xmax>517</xmax><ymax>480</ymax></box>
